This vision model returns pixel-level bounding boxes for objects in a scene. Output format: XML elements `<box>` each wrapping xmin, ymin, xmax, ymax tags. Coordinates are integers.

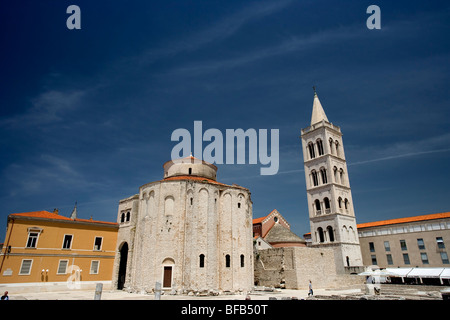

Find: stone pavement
<box><xmin>4</xmin><ymin>285</ymin><xmax>448</xmax><ymax>300</ymax></box>
<box><xmin>6</xmin><ymin>288</ymin><xmax>358</xmax><ymax>300</ymax></box>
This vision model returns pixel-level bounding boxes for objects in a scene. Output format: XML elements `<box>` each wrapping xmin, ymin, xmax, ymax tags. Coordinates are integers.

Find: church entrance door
<box><xmin>117</xmin><ymin>242</ymin><xmax>128</xmax><ymax>290</ymax></box>
<box><xmin>163</xmin><ymin>266</ymin><xmax>172</xmax><ymax>288</ymax></box>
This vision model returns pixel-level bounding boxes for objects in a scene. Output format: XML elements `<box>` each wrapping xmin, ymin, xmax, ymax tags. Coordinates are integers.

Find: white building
<box><xmin>112</xmin><ymin>156</ymin><xmax>254</xmax><ymax>294</ymax></box>
<box><xmin>300</xmin><ymin>90</ymin><xmax>363</xmax><ymax>273</ymax></box>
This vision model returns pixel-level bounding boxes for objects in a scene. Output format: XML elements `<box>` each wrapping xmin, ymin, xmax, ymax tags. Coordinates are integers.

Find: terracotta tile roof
<box><xmin>73</xmin><ymin>217</ymin><xmax>118</xmax><ymax>226</ymax></box>
<box><xmin>357</xmin><ymin>212</ymin><xmax>450</xmax><ymax>229</ymax></box>
<box><xmin>163</xmin><ymin>175</ymin><xmax>224</xmax><ymax>184</ymax></box>
<box><xmin>300</xmin><ymin>212</ymin><xmax>450</xmax><ymax>237</ymax></box>
<box><xmin>253</xmin><ymin>216</ymin><xmax>267</xmax><ymax>224</ymax></box>
<box><xmin>10</xmin><ymin>210</ymin><xmax>118</xmax><ymax>226</ymax></box>
<box><xmin>162</xmin><ymin>175</ymin><xmax>232</xmax><ymax>187</ymax></box>
<box><xmin>252</xmin><ymin>209</ymin><xmax>279</xmax><ymax>224</ymax></box>
<box><xmin>253</xmin><ymin>209</ymin><xmax>287</xmax><ymax>224</ymax></box>
<box><xmin>11</xmin><ymin>211</ymin><xmax>72</xmax><ymax>221</ymax></box>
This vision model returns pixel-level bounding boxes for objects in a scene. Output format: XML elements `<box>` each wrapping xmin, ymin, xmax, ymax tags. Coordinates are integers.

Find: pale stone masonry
<box><xmin>112</xmin><ymin>156</ymin><xmax>254</xmax><ymax>294</ymax></box>
<box><xmin>301</xmin><ymin>90</ymin><xmax>363</xmax><ymax>273</ymax></box>
<box><xmin>254</xmin><ymin>247</ymin><xmax>363</xmax><ymax>289</ymax></box>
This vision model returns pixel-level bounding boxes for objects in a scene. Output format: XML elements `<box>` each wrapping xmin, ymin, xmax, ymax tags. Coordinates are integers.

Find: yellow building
<box><xmin>0</xmin><ymin>209</ymin><xmax>118</xmax><ymax>292</ymax></box>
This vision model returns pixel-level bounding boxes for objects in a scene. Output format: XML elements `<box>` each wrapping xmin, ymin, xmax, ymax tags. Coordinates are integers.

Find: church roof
<box><xmin>252</xmin><ymin>209</ymin><xmax>287</xmax><ymax>225</ymax></box>
<box><xmin>264</xmin><ymin>222</ymin><xmax>306</xmax><ymax>244</ymax></box>
<box><xmin>310</xmin><ymin>92</ymin><xmax>329</xmax><ymax>125</ymax></box>
<box><xmin>163</xmin><ymin>155</ymin><xmax>218</xmax><ymax>170</ymax></box>
<box><xmin>253</xmin><ymin>216</ymin><xmax>266</xmax><ymax>224</ymax></box>
<box><xmin>162</xmin><ymin>175</ymin><xmax>249</xmax><ymax>190</ymax></box>
<box><xmin>163</xmin><ymin>175</ymin><xmax>226</xmax><ymax>186</ymax></box>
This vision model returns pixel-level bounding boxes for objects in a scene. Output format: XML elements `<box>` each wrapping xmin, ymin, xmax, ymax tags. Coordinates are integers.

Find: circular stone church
<box><xmin>112</xmin><ymin>156</ymin><xmax>253</xmax><ymax>294</ymax></box>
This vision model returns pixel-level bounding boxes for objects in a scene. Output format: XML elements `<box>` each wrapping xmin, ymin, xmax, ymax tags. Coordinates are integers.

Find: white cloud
<box><xmin>3</xmin><ymin>154</ymin><xmax>105</xmax><ymax>197</ymax></box>
<box><xmin>165</xmin><ymin>25</ymin><xmax>364</xmax><ymax>77</ymax></box>
<box><xmin>1</xmin><ymin>90</ymin><xmax>86</xmax><ymax>128</ymax></box>
<box><xmin>348</xmin><ymin>133</ymin><xmax>450</xmax><ymax>166</ymax></box>
<box><xmin>135</xmin><ymin>0</ymin><xmax>294</xmax><ymax>65</ymax></box>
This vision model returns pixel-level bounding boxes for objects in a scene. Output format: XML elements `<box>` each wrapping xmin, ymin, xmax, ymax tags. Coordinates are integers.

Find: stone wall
<box><xmin>113</xmin><ymin>178</ymin><xmax>254</xmax><ymax>294</ymax></box>
<box><xmin>254</xmin><ymin>247</ymin><xmax>364</xmax><ymax>290</ymax></box>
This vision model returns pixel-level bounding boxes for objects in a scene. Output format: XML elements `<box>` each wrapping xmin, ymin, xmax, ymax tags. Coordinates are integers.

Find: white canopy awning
<box><xmin>386</xmin><ymin>268</ymin><xmax>413</xmax><ymax>277</ymax></box>
<box><xmin>406</xmin><ymin>268</ymin><xmax>445</xmax><ymax>278</ymax></box>
<box><xmin>439</xmin><ymin>268</ymin><xmax>450</xmax><ymax>279</ymax></box>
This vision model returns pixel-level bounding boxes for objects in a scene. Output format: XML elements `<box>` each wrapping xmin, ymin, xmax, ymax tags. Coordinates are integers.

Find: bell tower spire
<box><xmin>301</xmin><ymin>90</ymin><xmax>363</xmax><ymax>273</ymax></box>
<box><xmin>310</xmin><ymin>87</ymin><xmax>329</xmax><ymax>125</ymax></box>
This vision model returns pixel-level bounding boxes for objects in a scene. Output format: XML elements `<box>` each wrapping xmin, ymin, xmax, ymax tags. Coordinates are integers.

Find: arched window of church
<box><xmin>164</xmin><ymin>196</ymin><xmax>174</xmax><ymax>216</ymax></box>
<box><xmin>199</xmin><ymin>254</ymin><xmax>205</xmax><ymax>268</ymax></box>
<box><xmin>225</xmin><ymin>255</ymin><xmax>231</xmax><ymax>268</ymax></box>
<box><xmin>344</xmin><ymin>198</ymin><xmax>349</xmax><ymax>210</ymax></box>
<box><xmin>311</xmin><ymin>170</ymin><xmax>319</xmax><ymax>186</ymax></box>
<box><xmin>240</xmin><ymin>254</ymin><xmax>245</xmax><ymax>267</ymax></box>
<box><xmin>316</xmin><ymin>139</ymin><xmax>324</xmax><ymax>156</ymax></box>
<box><xmin>335</xmin><ymin>141</ymin><xmax>340</xmax><ymax>157</ymax></box>
<box><xmin>320</xmin><ymin>168</ymin><xmax>327</xmax><ymax>184</ymax></box>
<box><xmin>308</xmin><ymin>142</ymin><xmax>315</xmax><ymax>159</ymax></box>
<box><xmin>327</xmin><ymin>226</ymin><xmax>335</xmax><ymax>242</ymax></box>
<box><xmin>339</xmin><ymin>169</ymin><xmax>344</xmax><ymax>185</ymax></box>
<box><xmin>329</xmin><ymin>138</ymin><xmax>334</xmax><ymax>155</ymax></box>
<box><xmin>349</xmin><ymin>226</ymin><xmax>355</xmax><ymax>241</ymax></box>
<box><xmin>342</xmin><ymin>225</ymin><xmax>348</xmax><ymax>241</ymax></box>
<box><xmin>126</xmin><ymin>211</ymin><xmax>131</xmax><ymax>222</ymax></box>
<box><xmin>314</xmin><ymin>199</ymin><xmax>321</xmax><ymax>215</ymax></box>
<box><xmin>188</xmin><ymin>168</ymin><xmax>192</xmax><ymax>175</ymax></box>
<box><xmin>317</xmin><ymin>227</ymin><xmax>324</xmax><ymax>243</ymax></box>
<box><xmin>324</xmin><ymin>197</ymin><xmax>330</xmax><ymax>213</ymax></box>
<box><xmin>338</xmin><ymin>197</ymin><xmax>342</xmax><ymax>209</ymax></box>
<box><xmin>120</xmin><ymin>213</ymin><xmax>125</xmax><ymax>223</ymax></box>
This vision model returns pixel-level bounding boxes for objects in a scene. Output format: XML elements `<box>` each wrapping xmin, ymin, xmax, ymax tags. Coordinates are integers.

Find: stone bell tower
<box><xmin>300</xmin><ymin>89</ymin><xmax>362</xmax><ymax>273</ymax></box>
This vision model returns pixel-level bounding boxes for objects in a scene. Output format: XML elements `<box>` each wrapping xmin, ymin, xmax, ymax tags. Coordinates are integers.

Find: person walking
<box><xmin>308</xmin><ymin>281</ymin><xmax>313</xmax><ymax>297</ymax></box>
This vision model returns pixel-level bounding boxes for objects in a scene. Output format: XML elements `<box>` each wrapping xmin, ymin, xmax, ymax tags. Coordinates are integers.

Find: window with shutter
<box><xmin>19</xmin><ymin>259</ymin><xmax>33</xmax><ymax>275</ymax></box>
<box><xmin>57</xmin><ymin>260</ymin><xmax>69</xmax><ymax>274</ymax></box>
<box><xmin>90</xmin><ymin>260</ymin><xmax>100</xmax><ymax>274</ymax></box>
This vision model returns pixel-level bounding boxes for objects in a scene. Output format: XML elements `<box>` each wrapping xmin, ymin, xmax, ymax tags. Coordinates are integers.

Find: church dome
<box><xmin>163</xmin><ymin>155</ymin><xmax>218</xmax><ymax>181</ymax></box>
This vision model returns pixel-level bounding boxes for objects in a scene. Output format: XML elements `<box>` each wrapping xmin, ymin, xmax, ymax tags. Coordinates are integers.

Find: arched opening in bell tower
<box><xmin>317</xmin><ymin>227</ymin><xmax>324</xmax><ymax>243</ymax></box>
<box><xmin>327</xmin><ymin>226</ymin><xmax>335</xmax><ymax>242</ymax></box>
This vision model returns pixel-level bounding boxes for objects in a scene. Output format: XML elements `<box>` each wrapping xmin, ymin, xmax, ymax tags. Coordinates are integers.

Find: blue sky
<box><xmin>1</xmin><ymin>0</ymin><xmax>449</xmax><ymax>241</ymax></box>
